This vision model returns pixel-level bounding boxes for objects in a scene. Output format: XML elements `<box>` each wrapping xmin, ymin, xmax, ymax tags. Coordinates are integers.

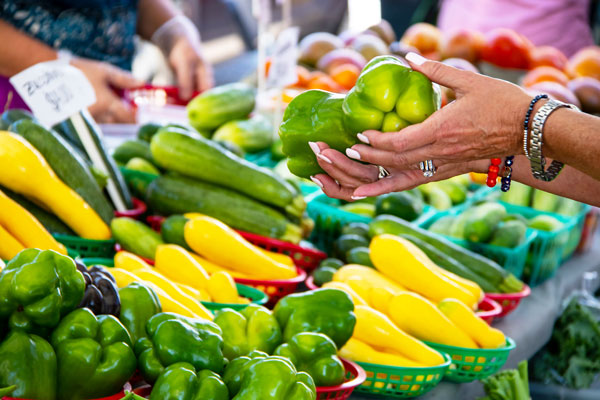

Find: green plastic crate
<box><xmin>561</xmin><ymin>204</ymin><xmax>591</xmax><ymax>262</ymax></box>
<box><xmin>244</xmin><ymin>149</ymin><xmax>279</xmax><ymax>168</ymax></box>
<box><xmin>53</xmin><ymin>234</ymin><xmax>116</xmax><ymax>259</ymax></box>
<box><xmin>419</xmin><ymin>209</ymin><xmax>537</xmax><ymax>279</ymax></box>
<box><xmin>306</xmin><ymin>192</ymin><xmax>436</xmax><ymax>252</ymax></box>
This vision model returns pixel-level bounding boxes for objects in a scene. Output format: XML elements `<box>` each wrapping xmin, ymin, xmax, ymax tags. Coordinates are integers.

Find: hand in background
<box><xmin>168</xmin><ymin>36</ymin><xmax>214</xmax><ymax>99</ymax></box>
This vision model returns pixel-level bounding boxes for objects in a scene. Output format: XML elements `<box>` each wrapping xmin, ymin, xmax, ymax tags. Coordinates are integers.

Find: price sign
<box><xmin>10</xmin><ymin>60</ymin><xmax>95</xmax><ymax>127</ymax></box>
<box><xmin>267</xmin><ymin>26</ymin><xmax>300</xmax><ymax>89</ymax></box>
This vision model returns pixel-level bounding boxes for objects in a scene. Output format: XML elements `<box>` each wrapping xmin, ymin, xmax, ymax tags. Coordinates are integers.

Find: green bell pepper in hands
<box><xmin>135</xmin><ymin>312</ymin><xmax>225</xmax><ymax>384</ymax></box>
<box><xmin>279</xmin><ymin>90</ymin><xmax>359</xmax><ymax>179</ymax></box>
<box><xmin>223</xmin><ymin>350</ymin><xmax>316</xmax><ymax>400</ymax></box>
<box><xmin>51</xmin><ymin>308</ymin><xmax>136</xmax><ymax>400</ymax></box>
<box><xmin>343</xmin><ymin>55</ymin><xmax>441</xmax><ymax>133</ymax></box>
<box><xmin>213</xmin><ymin>304</ymin><xmax>282</xmax><ymax>360</ymax></box>
<box><xmin>274</xmin><ymin>332</ymin><xmax>345</xmax><ymax>387</ymax></box>
<box><xmin>0</xmin><ymin>249</ymin><xmax>85</xmax><ymax>334</ymax></box>
<box><xmin>0</xmin><ymin>330</ymin><xmax>57</xmax><ymax>400</ymax></box>
<box><xmin>119</xmin><ymin>282</ymin><xmax>162</xmax><ymax>344</ymax></box>
<box><xmin>150</xmin><ymin>362</ymin><xmax>229</xmax><ymax>400</ymax></box>
<box><xmin>274</xmin><ymin>288</ymin><xmax>356</xmax><ymax>348</ymax></box>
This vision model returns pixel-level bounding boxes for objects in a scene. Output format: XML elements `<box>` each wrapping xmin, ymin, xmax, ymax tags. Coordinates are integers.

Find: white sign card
<box><xmin>267</xmin><ymin>26</ymin><xmax>300</xmax><ymax>89</ymax></box>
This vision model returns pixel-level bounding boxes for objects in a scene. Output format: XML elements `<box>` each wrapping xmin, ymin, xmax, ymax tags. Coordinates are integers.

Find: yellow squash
<box><xmin>110</xmin><ymin>268</ymin><xmax>141</xmax><ymax>288</ymax></box>
<box><xmin>340</xmin><ymin>338</ymin><xmax>425</xmax><ymax>368</ymax></box>
<box><xmin>155</xmin><ymin>244</ymin><xmax>210</xmax><ymax>290</ymax></box>
<box><xmin>322</xmin><ymin>281</ymin><xmax>369</xmax><ymax>306</ymax></box>
<box><xmin>0</xmin><ymin>131</ymin><xmax>110</xmax><ymax>239</ymax></box>
<box><xmin>370</xmin><ymin>235</ymin><xmax>476</xmax><ymax>308</ymax></box>
<box><xmin>176</xmin><ymin>282</ymin><xmax>211</xmax><ymax>302</ymax></box>
<box><xmin>388</xmin><ymin>292</ymin><xmax>478</xmax><ymax>348</ymax></box>
<box><xmin>438</xmin><ymin>298</ymin><xmax>506</xmax><ymax>349</ymax></box>
<box><xmin>430</xmin><ymin>264</ymin><xmax>483</xmax><ymax>303</ymax></box>
<box><xmin>368</xmin><ymin>286</ymin><xmax>398</xmax><ymax>314</ymax></box>
<box><xmin>207</xmin><ymin>271</ymin><xmax>240</xmax><ymax>304</ymax></box>
<box><xmin>184</xmin><ymin>216</ymin><xmax>297</xmax><ymax>280</ymax></box>
<box><xmin>189</xmin><ymin>252</ymin><xmax>249</xmax><ymax>279</ymax></box>
<box><xmin>353</xmin><ymin>305</ymin><xmax>445</xmax><ymax>366</ymax></box>
<box><xmin>333</xmin><ymin>264</ymin><xmax>405</xmax><ymax>294</ymax></box>
<box><xmin>0</xmin><ymin>225</ymin><xmax>25</xmax><ymax>260</ymax></box>
<box><xmin>114</xmin><ymin>251</ymin><xmax>153</xmax><ymax>272</ymax></box>
<box><xmin>0</xmin><ymin>189</ymin><xmax>67</xmax><ymax>254</ymax></box>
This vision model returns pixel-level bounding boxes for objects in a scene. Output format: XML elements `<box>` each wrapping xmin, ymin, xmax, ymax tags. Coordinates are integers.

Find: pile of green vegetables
<box><xmin>479</xmin><ymin>360</ymin><xmax>530</xmax><ymax>400</ymax></box>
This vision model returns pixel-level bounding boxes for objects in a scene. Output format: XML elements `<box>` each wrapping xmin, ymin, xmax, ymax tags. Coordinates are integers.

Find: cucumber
<box><xmin>215</xmin><ymin>141</ymin><xmax>245</xmax><ymax>158</ymax></box>
<box><xmin>463</xmin><ymin>202</ymin><xmax>507</xmax><ymax>243</ymax></box>
<box><xmin>531</xmin><ymin>189</ymin><xmax>561</xmax><ymax>213</ymax></box>
<box><xmin>341</xmin><ymin>222</ymin><xmax>370</xmax><ymax>239</ymax></box>
<box><xmin>375</xmin><ymin>192</ymin><xmax>423</xmax><ymax>221</ymax></box>
<box><xmin>10</xmin><ymin>119</ymin><xmax>114</xmax><ymax>224</ymax></box>
<box><xmin>333</xmin><ymin>234</ymin><xmax>369</xmax><ymax>261</ymax></box>
<box><xmin>160</xmin><ymin>215</ymin><xmax>191</xmax><ymax>250</ymax></box>
<box><xmin>110</xmin><ymin>217</ymin><xmax>164</xmax><ymax>260</ymax></box>
<box><xmin>212</xmin><ymin>114</ymin><xmax>274</xmax><ymax>153</ymax></box>
<box><xmin>436</xmin><ymin>180</ymin><xmax>467</xmax><ymax>204</ymax></box>
<box><xmin>1</xmin><ymin>186</ymin><xmax>74</xmax><ymax>235</ymax></box>
<box><xmin>125</xmin><ymin>158</ymin><xmax>160</xmax><ymax>175</ymax></box>
<box><xmin>489</xmin><ymin>220</ymin><xmax>527</xmax><ymax>248</ymax></box>
<box><xmin>427</xmin><ymin>185</ymin><xmax>453</xmax><ymax>210</ymax></box>
<box><xmin>400</xmin><ymin>233</ymin><xmax>498</xmax><ymax>292</ymax></box>
<box><xmin>150</xmin><ymin>129</ymin><xmax>304</xmax><ymax>218</ymax></box>
<box><xmin>346</xmin><ymin>246</ymin><xmax>374</xmax><ymax>268</ymax></box>
<box><xmin>500</xmin><ymin>181</ymin><xmax>532</xmax><ymax>207</ymax></box>
<box><xmin>339</xmin><ymin>202</ymin><xmax>376</xmax><ymax>217</ymax></box>
<box><xmin>368</xmin><ymin>215</ymin><xmax>523</xmax><ymax>293</ymax></box>
<box><xmin>428</xmin><ymin>215</ymin><xmax>456</xmax><ymax>236</ymax></box>
<box><xmin>187</xmin><ymin>83</ymin><xmax>256</xmax><ymax>131</ymax></box>
<box><xmin>555</xmin><ymin>198</ymin><xmax>582</xmax><ymax>217</ymax></box>
<box><xmin>312</xmin><ymin>266</ymin><xmax>337</xmax><ymax>286</ymax></box>
<box><xmin>146</xmin><ymin>173</ymin><xmax>302</xmax><ymax>243</ymax></box>
<box><xmin>113</xmin><ymin>140</ymin><xmax>153</xmax><ymax>165</ymax></box>
<box><xmin>528</xmin><ymin>215</ymin><xmax>563</xmax><ymax>232</ymax></box>
<box><xmin>448</xmin><ymin>208</ymin><xmax>475</xmax><ymax>239</ymax></box>
<box><xmin>137</xmin><ymin>122</ymin><xmax>163</xmax><ymax>142</ymax></box>
<box><xmin>319</xmin><ymin>258</ymin><xmax>344</xmax><ymax>270</ymax></box>
<box><xmin>0</xmin><ymin>109</ymin><xmax>35</xmax><ymax>129</ymax></box>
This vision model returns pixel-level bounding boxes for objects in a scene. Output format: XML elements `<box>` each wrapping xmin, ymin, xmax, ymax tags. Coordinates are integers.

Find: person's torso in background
<box><xmin>0</xmin><ymin>0</ymin><xmax>138</xmax><ymax>70</ymax></box>
<box><xmin>438</xmin><ymin>0</ymin><xmax>594</xmax><ymax>57</ymax></box>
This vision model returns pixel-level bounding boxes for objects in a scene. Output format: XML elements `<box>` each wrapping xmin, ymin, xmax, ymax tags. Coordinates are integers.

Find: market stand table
<box><xmin>350</xmin><ymin>233</ymin><xmax>600</xmax><ymax>400</ymax></box>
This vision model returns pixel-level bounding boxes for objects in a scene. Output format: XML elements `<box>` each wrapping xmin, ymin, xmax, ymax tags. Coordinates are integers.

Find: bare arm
<box><xmin>136</xmin><ymin>0</ymin><xmax>180</xmax><ymax>40</ymax></box>
<box><xmin>0</xmin><ymin>19</ymin><xmax>57</xmax><ymax>76</ymax></box>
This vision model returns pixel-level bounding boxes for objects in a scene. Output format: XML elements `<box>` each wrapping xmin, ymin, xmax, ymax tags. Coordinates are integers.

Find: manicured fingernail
<box><xmin>406</xmin><ymin>52</ymin><xmax>427</xmax><ymax>66</ymax></box>
<box><xmin>357</xmin><ymin>133</ymin><xmax>370</xmax><ymax>144</ymax></box>
<box><xmin>310</xmin><ymin>176</ymin><xmax>324</xmax><ymax>188</ymax></box>
<box><xmin>317</xmin><ymin>154</ymin><xmax>332</xmax><ymax>164</ymax></box>
<box><xmin>346</xmin><ymin>148</ymin><xmax>361</xmax><ymax>160</ymax></box>
<box><xmin>308</xmin><ymin>141</ymin><xmax>320</xmax><ymax>155</ymax></box>
<box><xmin>351</xmin><ymin>196</ymin><xmax>366</xmax><ymax>200</ymax></box>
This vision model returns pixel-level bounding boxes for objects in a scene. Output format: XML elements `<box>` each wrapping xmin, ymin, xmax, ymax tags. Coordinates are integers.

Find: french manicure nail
<box><xmin>406</xmin><ymin>52</ymin><xmax>427</xmax><ymax>66</ymax></box>
<box><xmin>351</xmin><ymin>196</ymin><xmax>366</xmax><ymax>200</ymax></box>
<box><xmin>357</xmin><ymin>133</ymin><xmax>370</xmax><ymax>144</ymax></box>
<box><xmin>317</xmin><ymin>154</ymin><xmax>332</xmax><ymax>164</ymax></box>
<box><xmin>346</xmin><ymin>148</ymin><xmax>361</xmax><ymax>160</ymax></box>
<box><xmin>310</xmin><ymin>176</ymin><xmax>324</xmax><ymax>188</ymax></box>
<box><xmin>308</xmin><ymin>141</ymin><xmax>320</xmax><ymax>155</ymax></box>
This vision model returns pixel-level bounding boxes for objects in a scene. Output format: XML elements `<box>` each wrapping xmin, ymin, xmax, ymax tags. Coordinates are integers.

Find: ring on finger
<box><xmin>419</xmin><ymin>159</ymin><xmax>437</xmax><ymax>178</ymax></box>
<box><xmin>378</xmin><ymin>165</ymin><xmax>391</xmax><ymax>179</ymax></box>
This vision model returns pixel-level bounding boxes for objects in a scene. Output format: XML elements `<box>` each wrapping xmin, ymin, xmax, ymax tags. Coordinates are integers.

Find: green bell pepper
<box><xmin>213</xmin><ymin>304</ymin><xmax>282</xmax><ymax>360</ymax></box>
<box><xmin>150</xmin><ymin>362</ymin><xmax>229</xmax><ymax>400</ymax></box>
<box><xmin>0</xmin><ymin>249</ymin><xmax>85</xmax><ymax>335</ymax></box>
<box><xmin>51</xmin><ymin>308</ymin><xmax>136</xmax><ymax>400</ymax></box>
<box><xmin>343</xmin><ymin>55</ymin><xmax>441</xmax><ymax>133</ymax></box>
<box><xmin>119</xmin><ymin>282</ymin><xmax>162</xmax><ymax>344</ymax></box>
<box><xmin>135</xmin><ymin>312</ymin><xmax>225</xmax><ymax>384</ymax></box>
<box><xmin>0</xmin><ymin>386</ymin><xmax>16</xmax><ymax>397</ymax></box>
<box><xmin>0</xmin><ymin>330</ymin><xmax>57</xmax><ymax>400</ymax></box>
<box><xmin>223</xmin><ymin>350</ymin><xmax>316</xmax><ymax>400</ymax></box>
<box><xmin>274</xmin><ymin>332</ymin><xmax>345</xmax><ymax>387</ymax></box>
<box><xmin>279</xmin><ymin>90</ymin><xmax>359</xmax><ymax>179</ymax></box>
<box><xmin>273</xmin><ymin>288</ymin><xmax>355</xmax><ymax>348</ymax></box>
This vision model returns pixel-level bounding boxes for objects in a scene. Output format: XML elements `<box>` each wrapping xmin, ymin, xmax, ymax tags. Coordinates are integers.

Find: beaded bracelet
<box><xmin>523</xmin><ymin>94</ymin><xmax>549</xmax><ymax>157</ymax></box>
<box><xmin>486</xmin><ymin>158</ymin><xmax>502</xmax><ymax>187</ymax></box>
<box><xmin>500</xmin><ymin>156</ymin><xmax>514</xmax><ymax>192</ymax></box>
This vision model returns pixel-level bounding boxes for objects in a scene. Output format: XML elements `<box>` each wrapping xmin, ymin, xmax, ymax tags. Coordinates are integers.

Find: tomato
<box><xmin>529</xmin><ymin>46</ymin><xmax>568</xmax><ymax>71</ymax></box>
<box><xmin>481</xmin><ymin>28</ymin><xmax>531</xmax><ymax>69</ymax></box>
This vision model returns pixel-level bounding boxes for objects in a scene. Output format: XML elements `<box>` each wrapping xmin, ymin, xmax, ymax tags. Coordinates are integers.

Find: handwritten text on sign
<box><xmin>10</xmin><ymin>60</ymin><xmax>96</xmax><ymax>127</ymax></box>
<box><xmin>267</xmin><ymin>27</ymin><xmax>300</xmax><ymax>89</ymax></box>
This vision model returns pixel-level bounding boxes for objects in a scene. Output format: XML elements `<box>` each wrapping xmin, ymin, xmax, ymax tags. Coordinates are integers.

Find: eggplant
<box><xmin>95</xmin><ymin>278</ymin><xmax>121</xmax><ymax>317</ymax></box>
<box><xmin>79</xmin><ymin>285</ymin><xmax>104</xmax><ymax>315</ymax></box>
<box><xmin>76</xmin><ymin>264</ymin><xmax>121</xmax><ymax>317</ymax></box>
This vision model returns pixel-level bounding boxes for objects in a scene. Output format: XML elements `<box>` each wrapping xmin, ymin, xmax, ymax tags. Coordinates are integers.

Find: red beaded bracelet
<box><xmin>487</xmin><ymin>158</ymin><xmax>502</xmax><ymax>187</ymax></box>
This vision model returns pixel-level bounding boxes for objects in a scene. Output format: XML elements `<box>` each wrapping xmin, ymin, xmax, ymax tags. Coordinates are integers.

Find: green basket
<box><xmin>418</xmin><ymin>209</ymin><xmax>537</xmax><ymax>279</ymax></box>
<box><xmin>81</xmin><ymin>258</ymin><xmax>114</xmax><ymax>267</ymax></box>
<box><xmin>119</xmin><ymin>167</ymin><xmax>159</xmax><ymax>199</ymax></box>
<box><xmin>354</xmin><ymin>354</ymin><xmax>451</xmax><ymax>398</ymax></box>
<box><xmin>53</xmin><ymin>235</ymin><xmax>116</xmax><ymax>258</ymax></box>
<box><xmin>244</xmin><ymin>149</ymin><xmax>279</xmax><ymax>168</ymax></box>
<box><xmin>201</xmin><ymin>284</ymin><xmax>269</xmax><ymax>311</ymax></box>
<box><xmin>425</xmin><ymin>337</ymin><xmax>515</xmax><ymax>383</ymax></box>
<box><xmin>306</xmin><ymin>192</ymin><xmax>436</xmax><ymax>252</ymax></box>
<box><xmin>561</xmin><ymin>204</ymin><xmax>591</xmax><ymax>262</ymax></box>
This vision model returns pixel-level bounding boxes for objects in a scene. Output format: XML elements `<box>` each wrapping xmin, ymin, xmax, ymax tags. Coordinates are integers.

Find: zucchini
<box><xmin>110</xmin><ymin>217</ymin><xmax>164</xmax><ymax>260</ymax></box>
<box><xmin>119</xmin><ymin>167</ymin><xmax>158</xmax><ymax>200</ymax></box>
<box><xmin>463</xmin><ymin>202</ymin><xmax>507</xmax><ymax>243</ymax></box>
<box><xmin>531</xmin><ymin>189</ymin><xmax>561</xmax><ymax>213</ymax></box>
<box><xmin>150</xmin><ymin>130</ymin><xmax>304</xmax><ymax>218</ymax></box>
<box><xmin>489</xmin><ymin>220</ymin><xmax>527</xmax><ymax>248</ymax></box>
<box><xmin>161</xmin><ymin>215</ymin><xmax>191</xmax><ymax>250</ymax></box>
<box><xmin>428</xmin><ymin>215</ymin><xmax>456</xmax><ymax>236</ymax></box>
<box><xmin>368</xmin><ymin>215</ymin><xmax>524</xmax><ymax>293</ymax></box>
<box><xmin>137</xmin><ymin>122</ymin><xmax>163</xmax><ymax>142</ymax></box>
<box><xmin>212</xmin><ymin>114</ymin><xmax>274</xmax><ymax>153</ymax></box>
<box><xmin>0</xmin><ymin>109</ymin><xmax>35</xmax><ymax>129</ymax></box>
<box><xmin>400</xmin><ymin>234</ymin><xmax>498</xmax><ymax>292</ymax></box>
<box><xmin>125</xmin><ymin>158</ymin><xmax>160</xmax><ymax>175</ymax></box>
<box><xmin>113</xmin><ymin>140</ymin><xmax>153</xmax><ymax>164</ymax></box>
<box><xmin>1</xmin><ymin>186</ymin><xmax>74</xmax><ymax>236</ymax></box>
<box><xmin>146</xmin><ymin>173</ymin><xmax>302</xmax><ymax>243</ymax></box>
<box><xmin>10</xmin><ymin>119</ymin><xmax>114</xmax><ymax>224</ymax></box>
<box><xmin>499</xmin><ymin>181</ymin><xmax>532</xmax><ymax>207</ymax></box>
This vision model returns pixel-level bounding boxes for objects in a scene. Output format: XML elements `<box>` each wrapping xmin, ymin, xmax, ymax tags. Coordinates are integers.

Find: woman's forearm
<box><xmin>0</xmin><ymin>20</ymin><xmax>57</xmax><ymax>76</ymax></box>
<box><xmin>136</xmin><ymin>0</ymin><xmax>180</xmax><ymax>40</ymax></box>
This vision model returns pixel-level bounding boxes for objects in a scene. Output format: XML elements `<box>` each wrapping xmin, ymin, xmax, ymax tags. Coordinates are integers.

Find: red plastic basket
<box><xmin>145</xmin><ymin>216</ymin><xmax>327</xmax><ymax>271</ymax></box>
<box><xmin>234</xmin><ymin>267</ymin><xmax>306</xmax><ymax>307</ymax></box>
<box><xmin>485</xmin><ymin>284</ymin><xmax>531</xmax><ymax>318</ymax></box>
<box><xmin>305</xmin><ymin>275</ymin><xmax>319</xmax><ymax>290</ymax></box>
<box><xmin>476</xmin><ymin>297</ymin><xmax>503</xmax><ymax>325</ymax></box>
<box><xmin>316</xmin><ymin>359</ymin><xmax>366</xmax><ymax>400</ymax></box>
<box><xmin>114</xmin><ymin>198</ymin><xmax>147</xmax><ymax>219</ymax></box>
<box><xmin>2</xmin><ymin>383</ymin><xmax>137</xmax><ymax>400</ymax></box>
<box><xmin>122</xmin><ymin>85</ymin><xmax>200</xmax><ymax>107</ymax></box>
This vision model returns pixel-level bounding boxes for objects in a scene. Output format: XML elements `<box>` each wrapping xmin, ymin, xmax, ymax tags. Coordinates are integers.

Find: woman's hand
<box><xmin>71</xmin><ymin>58</ymin><xmax>142</xmax><ymax>123</ymax></box>
<box><xmin>168</xmin><ymin>37</ymin><xmax>214</xmax><ymax>99</ymax></box>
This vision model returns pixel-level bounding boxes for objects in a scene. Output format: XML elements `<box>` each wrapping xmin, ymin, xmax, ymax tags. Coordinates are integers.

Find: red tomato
<box><xmin>481</xmin><ymin>28</ymin><xmax>531</xmax><ymax>69</ymax></box>
<box><xmin>529</xmin><ymin>46</ymin><xmax>568</xmax><ymax>71</ymax></box>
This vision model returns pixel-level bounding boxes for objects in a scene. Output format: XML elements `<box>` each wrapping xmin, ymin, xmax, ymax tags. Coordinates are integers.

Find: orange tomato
<box><xmin>330</xmin><ymin>63</ymin><xmax>360</xmax><ymax>90</ymax></box>
<box><xmin>522</xmin><ymin>66</ymin><xmax>569</xmax><ymax>88</ymax></box>
<box><xmin>567</xmin><ymin>47</ymin><xmax>600</xmax><ymax>80</ymax></box>
<box><xmin>307</xmin><ymin>75</ymin><xmax>344</xmax><ymax>92</ymax></box>
<box><xmin>529</xmin><ymin>46</ymin><xmax>568</xmax><ymax>71</ymax></box>
<box><xmin>296</xmin><ymin>65</ymin><xmax>311</xmax><ymax>87</ymax></box>
<box><xmin>401</xmin><ymin>23</ymin><xmax>443</xmax><ymax>55</ymax></box>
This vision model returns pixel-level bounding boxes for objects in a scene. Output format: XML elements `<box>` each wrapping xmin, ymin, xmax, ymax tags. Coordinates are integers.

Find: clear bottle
<box><xmin>564</xmin><ymin>271</ymin><xmax>600</xmax><ymax>319</ymax></box>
